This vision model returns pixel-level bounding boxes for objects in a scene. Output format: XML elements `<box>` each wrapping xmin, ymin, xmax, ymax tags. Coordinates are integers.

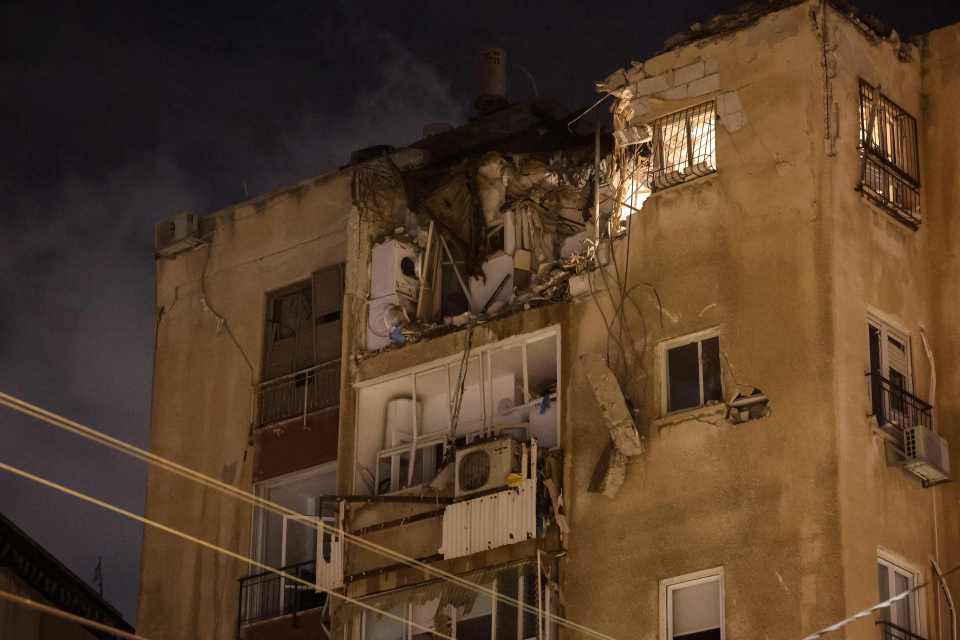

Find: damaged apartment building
<box><xmin>138</xmin><ymin>3</ymin><xmax>960</xmax><ymax>640</ymax></box>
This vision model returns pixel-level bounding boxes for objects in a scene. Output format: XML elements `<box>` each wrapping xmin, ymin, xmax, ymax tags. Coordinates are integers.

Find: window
<box><xmin>660</xmin><ymin>568</ymin><xmax>724</xmax><ymax>640</ymax></box>
<box><xmin>360</xmin><ymin>566</ymin><xmax>545</xmax><ymax>640</ymax></box>
<box><xmin>858</xmin><ymin>80</ymin><xmax>921</xmax><ymax>226</ymax></box>
<box><xmin>661</xmin><ymin>330</ymin><xmax>723</xmax><ymax>414</ymax></box>
<box><xmin>649</xmin><ymin>102</ymin><xmax>717</xmax><ymax>191</ymax></box>
<box><xmin>259</xmin><ymin>265</ymin><xmax>344</xmax><ymax>428</ymax></box>
<box><xmin>355</xmin><ymin>328</ymin><xmax>560</xmax><ymax>495</ymax></box>
<box><xmin>877</xmin><ymin>554</ymin><xmax>923</xmax><ymax>637</ymax></box>
<box><xmin>867</xmin><ymin>315</ymin><xmax>931</xmax><ymax>431</ymax></box>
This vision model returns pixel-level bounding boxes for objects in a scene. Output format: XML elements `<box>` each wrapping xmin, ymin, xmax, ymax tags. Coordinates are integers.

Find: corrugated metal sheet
<box><xmin>316</xmin><ymin>503</ymin><xmax>345</xmax><ymax>590</ymax></box>
<box><xmin>440</xmin><ymin>478</ymin><xmax>537</xmax><ymax>559</ymax></box>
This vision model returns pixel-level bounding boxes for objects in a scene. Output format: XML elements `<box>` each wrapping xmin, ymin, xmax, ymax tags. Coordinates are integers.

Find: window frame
<box><xmin>867</xmin><ymin>311</ymin><xmax>913</xmax><ymax>392</ymax></box>
<box><xmin>857</xmin><ymin>79</ymin><xmax>921</xmax><ymax>226</ymax></box>
<box><xmin>249</xmin><ymin>462</ymin><xmax>338</xmax><ymax>570</ymax></box>
<box><xmin>649</xmin><ymin>101</ymin><xmax>717</xmax><ymax>192</ymax></box>
<box><xmin>877</xmin><ymin>549</ymin><xmax>925</xmax><ymax>638</ymax></box>
<box><xmin>659</xmin><ymin>567</ymin><xmax>725</xmax><ymax>640</ymax></box>
<box><xmin>658</xmin><ymin>327</ymin><xmax>723</xmax><ymax>417</ymax></box>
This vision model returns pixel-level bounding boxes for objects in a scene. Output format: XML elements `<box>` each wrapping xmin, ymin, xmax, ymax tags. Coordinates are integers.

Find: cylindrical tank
<box><xmin>475</xmin><ymin>48</ymin><xmax>508</xmax><ymax>113</ymax></box>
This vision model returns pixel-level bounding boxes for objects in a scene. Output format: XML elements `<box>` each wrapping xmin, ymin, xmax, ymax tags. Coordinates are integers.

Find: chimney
<box><xmin>475</xmin><ymin>48</ymin><xmax>508</xmax><ymax>114</ymax></box>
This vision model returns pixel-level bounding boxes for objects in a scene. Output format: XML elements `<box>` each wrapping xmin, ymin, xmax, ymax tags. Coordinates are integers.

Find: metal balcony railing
<box><xmin>257</xmin><ymin>359</ymin><xmax>340</xmax><ymax>429</ymax></box>
<box><xmin>867</xmin><ymin>372</ymin><xmax>933</xmax><ymax>432</ymax></box>
<box><xmin>237</xmin><ymin>560</ymin><xmax>326</xmax><ymax>627</ymax></box>
<box><xmin>876</xmin><ymin>620</ymin><xmax>926</xmax><ymax>640</ymax></box>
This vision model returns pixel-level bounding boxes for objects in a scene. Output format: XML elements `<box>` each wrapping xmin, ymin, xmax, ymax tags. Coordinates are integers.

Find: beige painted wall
<box><xmin>137</xmin><ymin>172</ymin><xmax>352</xmax><ymax>639</ymax></box>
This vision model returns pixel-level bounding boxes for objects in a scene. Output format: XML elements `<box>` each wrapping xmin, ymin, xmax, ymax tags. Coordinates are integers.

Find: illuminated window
<box><xmin>858</xmin><ymin>80</ymin><xmax>921</xmax><ymax>227</ymax></box>
<box><xmin>649</xmin><ymin>102</ymin><xmax>716</xmax><ymax>191</ymax></box>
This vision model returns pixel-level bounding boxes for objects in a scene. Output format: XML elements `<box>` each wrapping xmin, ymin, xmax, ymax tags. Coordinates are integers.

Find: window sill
<box><xmin>648</xmin><ymin>170</ymin><xmax>718</xmax><ymax>197</ymax></box>
<box><xmin>654</xmin><ymin>403</ymin><xmax>727</xmax><ymax>431</ymax></box>
<box><xmin>857</xmin><ymin>186</ymin><xmax>921</xmax><ymax>230</ymax></box>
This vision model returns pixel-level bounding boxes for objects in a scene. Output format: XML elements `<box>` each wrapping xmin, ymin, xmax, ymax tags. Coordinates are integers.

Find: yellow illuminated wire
<box><xmin>0</xmin><ymin>460</ymin><xmax>454</xmax><ymax>640</ymax></box>
<box><xmin>0</xmin><ymin>589</ymin><xmax>149</xmax><ymax>640</ymax></box>
<box><xmin>0</xmin><ymin>391</ymin><xmax>616</xmax><ymax>640</ymax></box>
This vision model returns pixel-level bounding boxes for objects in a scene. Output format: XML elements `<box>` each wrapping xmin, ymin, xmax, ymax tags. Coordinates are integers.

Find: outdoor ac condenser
<box><xmin>903</xmin><ymin>425</ymin><xmax>951</xmax><ymax>484</ymax></box>
<box><xmin>454</xmin><ymin>437</ymin><xmax>522</xmax><ymax>499</ymax></box>
<box><xmin>155</xmin><ymin>212</ymin><xmax>201</xmax><ymax>257</ymax></box>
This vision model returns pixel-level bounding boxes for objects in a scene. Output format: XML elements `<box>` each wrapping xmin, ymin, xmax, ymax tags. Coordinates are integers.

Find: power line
<box><xmin>0</xmin><ymin>460</ymin><xmax>455</xmax><ymax>640</ymax></box>
<box><xmin>0</xmin><ymin>588</ymin><xmax>149</xmax><ymax>640</ymax></box>
<box><xmin>800</xmin><ymin>563</ymin><xmax>960</xmax><ymax>640</ymax></box>
<box><xmin>0</xmin><ymin>391</ymin><xmax>618</xmax><ymax>640</ymax></box>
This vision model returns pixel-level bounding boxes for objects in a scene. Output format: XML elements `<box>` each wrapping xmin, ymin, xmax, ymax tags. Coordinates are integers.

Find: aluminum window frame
<box><xmin>658</xmin><ymin>327</ymin><xmax>723</xmax><ymax>417</ymax></box>
<box><xmin>877</xmin><ymin>548</ymin><xmax>926</xmax><ymax>638</ymax></box>
<box><xmin>659</xmin><ymin>567</ymin><xmax>725</xmax><ymax>640</ymax></box>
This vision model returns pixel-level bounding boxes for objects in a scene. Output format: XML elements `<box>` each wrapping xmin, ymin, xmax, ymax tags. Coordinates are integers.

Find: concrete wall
<box><xmin>137</xmin><ymin>172</ymin><xmax>352</xmax><ymax>639</ymax></box>
<box><xmin>924</xmin><ymin>20</ymin><xmax>960</xmax><ymax>640</ymax></box>
<box><xmin>0</xmin><ymin>568</ymin><xmax>95</xmax><ymax>640</ymax></box>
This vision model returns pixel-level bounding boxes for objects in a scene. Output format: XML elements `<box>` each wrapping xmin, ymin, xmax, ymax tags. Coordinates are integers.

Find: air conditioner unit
<box><xmin>370</xmin><ymin>238</ymin><xmax>420</xmax><ymax>300</ymax></box>
<box><xmin>454</xmin><ymin>437</ymin><xmax>523</xmax><ymax>498</ymax></box>
<box><xmin>155</xmin><ymin>212</ymin><xmax>201</xmax><ymax>257</ymax></box>
<box><xmin>903</xmin><ymin>425</ymin><xmax>951</xmax><ymax>484</ymax></box>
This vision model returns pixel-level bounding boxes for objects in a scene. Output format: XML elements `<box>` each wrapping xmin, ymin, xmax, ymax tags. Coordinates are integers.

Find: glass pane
<box><xmin>491</xmin><ymin>347</ymin><xmax>524</xmax><ymax>417</ymax></box>
<box><xmin>892</xmin><ymin>571</ymin><xmax>913</xmax><ymax>631</ymax></box>
<box><xmin>411</xmin><ymin>597</ymin><xmax>442</xmax><ymax>640</ymax></box>
<box><xmin>701</xmin><ymin>337</ymin><xmax>723</xmax><ymax>404</ymax></box>
<box><xmin>672</xmin><ymin>579</ymin><xmax>721</xmax><ymax>638</ymax></box>
<box><xmin>526</xmin><ymin>337</ymin><xmax>558</xmax><ymax>400</ymax></box>
<box><xmin>522</xmin><ymin>565</ymin><xmax>538</xmax><ymax>640</ymax></box>
<box><xmin>457</xmin><ymin>586</ymin><xmax>493</xmax><ymax>640</ymax></box>
<box><xmin>284</xmin><ymin>516</ymin><xmax>317</xmax><ymax>567</ymax></box>
<box><xmin>366</xmin><ymin>605</ymin><xmax>406</xmax><ymax>640</ymax></box>
<box><xmin>417</xmin><ymin>368</ymin><xmax>450</xmax><ymax>436</ymax></box>
<box><xmin>667</xmin><ymin>342</ymin><xmax>700</xmax><ymax>412</ymax></box>
<box><xmin>450</xmin><ymin>356</ymin><xmax>484</xmax><ymax>433</ymax></box>
<box><xmin>496</xmin><ymin>568</ymin><xmax>519</xmax><ymax>640</ymax></box>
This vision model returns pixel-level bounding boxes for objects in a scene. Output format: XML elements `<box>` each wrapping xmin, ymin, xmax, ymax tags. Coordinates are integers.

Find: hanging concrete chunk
<box><xmin>581</xmin><ymin>353</ymin><xmax>644</xmax><ymax>457</ymax></box>
<box><xmin>588</xmin><ymin>443</ymin><xmax>628</xmax><ymax>498</ymax></box>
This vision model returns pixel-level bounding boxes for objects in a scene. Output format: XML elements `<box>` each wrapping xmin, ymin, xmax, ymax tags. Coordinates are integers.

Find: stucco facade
<box><xmin>138</xmin><ymin>3</ymin><xmax>960</xmax><ymax>640</ymax></box>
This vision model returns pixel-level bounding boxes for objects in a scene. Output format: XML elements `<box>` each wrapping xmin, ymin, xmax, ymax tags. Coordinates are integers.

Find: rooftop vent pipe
<box><xmin>475</xmin><ymin>48</ymin><xmax>508</xmax><ymax>114</ymax></box>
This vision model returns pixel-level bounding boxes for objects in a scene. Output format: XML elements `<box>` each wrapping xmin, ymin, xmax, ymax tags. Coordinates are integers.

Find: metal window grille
<box><xmin>257</xmin><ymin>359</ymin><xmax>341</xmax><ymax>429</ymax></box>
<box><xmin>858</xmin><ymin>80</ymin><xmax>921</xmax><ymax>226</ymax></box>
<box><xmin>237</xmin><ymin>560</ymin><xmax>325</xmax><ymax>627</ymax></box>
<box><xmin>649</xmin><ymin>101</ymin><xmax>716</xmax><ymax>191</ymax></box>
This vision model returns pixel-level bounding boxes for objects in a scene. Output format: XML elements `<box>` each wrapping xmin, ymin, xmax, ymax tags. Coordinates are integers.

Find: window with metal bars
<box><xmin>649</xmin><ymin>101</ymin><xmax>717</xmax><ymax>191</ymax></box>
<box><xmin>858</xmin><ymin>80</ymin><xmax>921</xmax><ymax>227</ymax></box>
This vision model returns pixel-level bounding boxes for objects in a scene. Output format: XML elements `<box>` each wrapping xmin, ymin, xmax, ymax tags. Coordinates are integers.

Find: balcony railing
<box><xmin>876</xmin><ymin>620</ymin><xmax>926</xmax><ymax>640</ymax></box>
<box><xmin>257</xmin><ymin>359</ymin><xmax>340</xmax><ymax>429</ymax></box>
<box><xmin>237</xmin><ymin>560</ymin><xmax>326</xmax><ymax>627</ymax></box>
<box><xmin>867</xmin><ymin>372</ymin><xmax>933</xmax><ymax>432</ymax></box>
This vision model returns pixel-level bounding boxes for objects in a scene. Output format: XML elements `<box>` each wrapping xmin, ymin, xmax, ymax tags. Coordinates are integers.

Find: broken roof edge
<box><xmin>658</xmin><ymin>0</ymin><xmax>913</xmax><ymax>56</ymax></box>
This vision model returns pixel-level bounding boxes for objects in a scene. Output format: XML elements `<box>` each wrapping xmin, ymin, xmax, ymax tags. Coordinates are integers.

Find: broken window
<box><xmin>354</xmin><ymin>327</ymin><xmax>560</xmax><ymax>495</ymax></box>
<box><xmin>662</xmin><ymin>569</ymin><xmax>724</xmax><ymax>640</ymax></box>
<box><xmin>877</xmin><ymin>555</ymin><xmax>921</xmax><ymax>636</ymax></box>
<box><xmin>663</xmin><ymin>332</ymin><xmax>723</xmax><ymax>414</ymax></box>
<box><xmin>259</xmin><ymin>265</ymin><xmax>344</xmax><ymax>428</ymax></box>
<box><xmin>649</xmin><ymin>102</ymin><xmax>716</xmax><ymax>191</ymax></box>
<box><xmin>858</xmin><ymin>80</ymin><xmax>921</xmax><ymax>226</ymax></box>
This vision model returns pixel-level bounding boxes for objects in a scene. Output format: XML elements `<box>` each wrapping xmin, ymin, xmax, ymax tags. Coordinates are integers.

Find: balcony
<box><xmin>237</xmin><ymin>560</ymin><xmax>326</xmax><ymax>627</ymax></box>
<box><xmin>867</xmin><ymin>372</ymin><xmax>933</xmax><ymax>433</ymax></box>
<box><xmin>257</xmin><ymin>360</ymin><xmax>340</xmax><ymax>429</ymax></box>
<box><xmin>876</xmin><ymin>621</ymin><xmax>925</xmax><ymax>640</ymax></box>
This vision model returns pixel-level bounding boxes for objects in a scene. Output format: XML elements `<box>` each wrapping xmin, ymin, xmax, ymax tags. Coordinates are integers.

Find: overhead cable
<box><xmin>0</xmin><ymin>589</ymin><xmax>149</xmax><ymax>640</ymax></box>
<box><xmin>0</xmin><ymin>391</ymin><xmax>619</xmax><ymax>640</ymax></box>
<box><xmin>0</xmin><ymin>460</ymin><xmax>455</xmax><ymax>640</ymax></box>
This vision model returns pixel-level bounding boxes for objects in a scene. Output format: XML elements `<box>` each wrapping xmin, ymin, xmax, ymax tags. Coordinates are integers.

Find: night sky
<box><xmin>2</xmin><ymin>0</ymin><xmax>958</xmax><ymax>625</ymax></box>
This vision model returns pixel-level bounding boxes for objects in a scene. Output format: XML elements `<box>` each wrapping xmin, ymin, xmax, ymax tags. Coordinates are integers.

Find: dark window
<box><xmin>666</xmin><ymin>335</ymin><xmax>723</xmax><ymax>413</ymax></box>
